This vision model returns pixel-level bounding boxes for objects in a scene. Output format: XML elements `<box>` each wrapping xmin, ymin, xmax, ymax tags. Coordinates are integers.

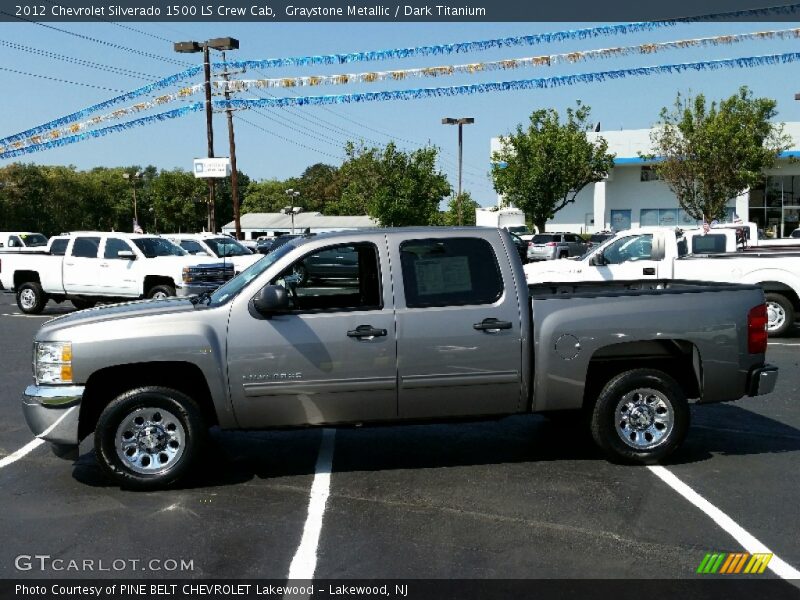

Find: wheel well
<box><xmin>143</xmin><ymin>275</ymin><xmax>175</xmax><ymax>296</ymax></box>
<box><xmin>582</xmin><ymin>340</ymin><xmax>700</xmax><ymax>411</ymax></box>
<box><xmin>13</xmin><ymin>271</ymin><xmax>40</xmax><ymax>288</ymax></box>
<box><xmin>759</xmin><ymin>282</ymin><xmax>799</xmax><ymax>310</ymax></box>
<box><xmin>78</xmin><ymin>362</ymin><xmax>218</xmax><ymax>441</ymax></box>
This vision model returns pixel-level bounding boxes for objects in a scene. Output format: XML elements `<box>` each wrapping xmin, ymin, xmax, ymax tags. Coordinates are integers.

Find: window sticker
<box><xmin>414</xmin><ymin>256</ymin><xmax>471</xmax><ymax>295</ymax></box>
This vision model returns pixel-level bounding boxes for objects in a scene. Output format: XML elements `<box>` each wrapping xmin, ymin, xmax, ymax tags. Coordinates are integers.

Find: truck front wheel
<box><xmin>147</xmin><ymin>284</ymin><xmax>175</xmax><ymax>300</ymax></box>
<box><xmin>94</xmin><ymin>386</ymin><xmax>206</xmax><ymax>490</ymax></box>
<box><xmin>590</xmin><ymin>369</ymin><xmax>689</xmax><ymax>464</ymax></box>
<box><xmin>16</xmin><ymin>282</ymin><xmax>48</xmax><ymax>314</ymax></box>
<box><xmin>764</xmin><ymin>293</ymin><xmax>794</xmax><ymax>337</ymax></box>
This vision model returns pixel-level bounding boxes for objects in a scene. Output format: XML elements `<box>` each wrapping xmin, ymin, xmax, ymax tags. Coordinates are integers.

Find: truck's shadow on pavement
<box><xmin>71</xmin><ymin>404</ymin><xmax>800</xmax><ymax>489</ymax></box>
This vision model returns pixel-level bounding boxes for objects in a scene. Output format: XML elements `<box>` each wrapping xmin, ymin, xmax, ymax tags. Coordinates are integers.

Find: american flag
<box><xmin>132</xmin><ymin>219</ymin><xmax>143</xmax><ymax>234</ymax></box>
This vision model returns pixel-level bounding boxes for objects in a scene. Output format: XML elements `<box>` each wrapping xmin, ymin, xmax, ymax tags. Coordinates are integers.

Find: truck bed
<box><xmin>529</xmin><ymin>279</ymin><xmax>762</xmax><ymax>298</ymax></box>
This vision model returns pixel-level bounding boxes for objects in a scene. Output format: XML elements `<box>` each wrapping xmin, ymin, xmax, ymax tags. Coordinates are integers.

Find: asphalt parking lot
<box><xmin>0</xmin><ymin>294</ymin><xmax>798</xmax><ymax>594</ymax></box>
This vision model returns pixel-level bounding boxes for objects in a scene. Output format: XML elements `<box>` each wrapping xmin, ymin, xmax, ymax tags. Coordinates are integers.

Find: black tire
<box><xmin>558</xmin><ymin>251</ymin><xmax>569</xmax><ymax>259</ymax></box>
<box><xmin>764</xmin><ymin>293</ymin><xmax>795</xmax><ymax>337</ymax></box>
<box><xmin>147</xmin><ymin>284</ymin><xmax>176</xmax><ymax>300</ymax></box>
<box><xmin>590</xmin><ymin>369</ymin><xmax>689</xmax><ymax>464</ymax></box>
<box><xmin>16</xmin><ymin>282</ymin><xmax>48</xmax><ymax>314</ymax></box>
<box><xmin>71</xmin><ymin>298</ymin><xmax>97</xmax><ymax>311</ymax></box>
<box><xmin>94</xmin><ymin>386</ymin><xmax>206</xmax><ymax>490</ymax></box>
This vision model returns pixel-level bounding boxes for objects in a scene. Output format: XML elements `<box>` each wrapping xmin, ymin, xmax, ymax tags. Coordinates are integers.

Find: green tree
<box><xmin>297</xmin><ymin>163</ymin><xmax>341</xmax><ymax>213</ymax></box>
<box><xmin>648</xmin><ymin>87</ymin><xmax>790</xmax><ymax>221</ymax></box>
<box><xmin>332</xmin><ymin>142</ymin><xmax>451</xmax><ymax>226</ymax></box>
<box><xmin>148</xmin><ymin>169</ymin><xmax>207</xmax><ymax>233</ymax></box>
<box><xmin>439</xmin><ymin>192</ymin><xmax>480</xmax><ymax>226</ymax></box>
<box><xmin>491</xmin><ymin>102</ymin><xmax>615</xmax><ymax>233</ymax></box>
<box><xmin>242</xmin><ymin>178</ymin><xmax>296</xmax><ymax>214</ymax></box>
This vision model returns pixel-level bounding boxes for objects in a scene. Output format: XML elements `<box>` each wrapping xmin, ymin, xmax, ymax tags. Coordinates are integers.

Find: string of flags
<box><xmin>2</xmin><ymin>1</ymin><xmax>799</xmax><ymax>153</ymax></box>
<box><xmin>5</xmin><ymin>27</ymin><xmax>800</xmax><ymax>155</ymax></box>
<box><xmin>4</xmin><ymin>51</ymin><xmax>800</xmax><ymax>160</ymax></box>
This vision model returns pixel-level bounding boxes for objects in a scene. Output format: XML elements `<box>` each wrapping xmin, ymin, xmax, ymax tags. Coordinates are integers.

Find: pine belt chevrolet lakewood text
<box><xmin>21</xmin><ymin>228</ymin><xmax>777</xmax><ymax>489</ymax></box>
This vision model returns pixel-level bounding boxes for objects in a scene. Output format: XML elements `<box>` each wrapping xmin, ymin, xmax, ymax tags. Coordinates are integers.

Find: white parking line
<box><xmin>0</xmin><ymin>407</ymin><xmax>77</xmax><ymax>470</ymax></box>
<box><xmin>287</xmin><ymin>428</ymin><xmax>336</xmax><ymax>581</ymax></box>
<box><xmin>0</xmin><ymin>439</ymin><xmax>44</xmax><ymax>469</ymax></box>
<box><xmin>649</xmin><ymin>465</ymin><xmax>800</xmax><ymax>581</ymax></box>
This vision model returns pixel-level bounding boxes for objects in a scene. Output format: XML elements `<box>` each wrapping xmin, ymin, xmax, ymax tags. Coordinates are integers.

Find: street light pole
<box><xmin>284</xmin><ymin>189</ymin><xmax>301</xmax><ymax>234</ymax></box>
<box><xmin>123</xmin><ymin>171</ymin><xmax>142</xmax><ymax>228</ymax></box>
<box><xmin>442</xmin><ymin>117</ymin><xmax>475</xmax><ymax>226</ymax></box>
<box><xmin>175</xmin><ymin>37</ymin><xmax>239</xmax><ymax>233</ymax></box>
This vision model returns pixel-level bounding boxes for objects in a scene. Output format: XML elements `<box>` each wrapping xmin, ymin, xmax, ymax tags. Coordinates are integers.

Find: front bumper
<box><xmin>177</xmin><ymin>282</ymin><xmax>222</xmax><ymax>297</ymax></box>
<box><xmin>747</xmin><ymin>364</ymin><xmax>779</xmax><ymax>397</ymax></box>
<box><xmin>22</xmin><ymin>385</ymin><xmax>83</xmax><ymax>446</ymax></box>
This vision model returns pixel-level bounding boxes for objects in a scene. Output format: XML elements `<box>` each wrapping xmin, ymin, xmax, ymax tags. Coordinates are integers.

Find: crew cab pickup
<box><xmin>21</xmin><ymin>227</ymin><xmax>777</xmax><ymax>489</ymax></box>
<box><xmin>525</xmin><ymin>227</ymin><xmax>800</xmax><ymax>336</ymax></box>
<box><xmin>0</xmin><ymin>232</ymin><xmax>234</xmax><ymax>313</ymax></box>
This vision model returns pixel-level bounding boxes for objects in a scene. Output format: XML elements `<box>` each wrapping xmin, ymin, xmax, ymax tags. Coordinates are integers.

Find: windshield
<box><xmin>208</xmin><ymin>241</ymin><xmax>297</xmax><ymax>306</ymax></box>
<box><xmin>19</xmin><ymin>233</ymin><xmax>48</xmax><ymax>247</ymax></box>
<box><xmin>132</xmin><ymin>237</ymin><xmax>187</xmax><ymax>258</ymax></box>
<box><xmin>204</xmin><ymin>237</ymin><xmax>252</xmax><ymax>257</ymax></box>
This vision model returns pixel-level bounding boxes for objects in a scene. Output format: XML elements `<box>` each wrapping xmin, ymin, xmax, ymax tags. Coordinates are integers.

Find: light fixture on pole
<box><xmin>442</xmin><ymin>117</ymin><xmax>474</xmax><ymax>226</ymax></box>
<box><xmin>282</xmin><ymin>188</ymin><xmax>302</xmax><ymax>234</ymax></box>
<box><xmin>174</xmin><ymin>37</ymin><xmax>240</xmax><ymax>233</ymax></box>
<box><xmin>122</xmin><ymin>171</ymin><xmax>142</xmax><ymax>229</ymax></box>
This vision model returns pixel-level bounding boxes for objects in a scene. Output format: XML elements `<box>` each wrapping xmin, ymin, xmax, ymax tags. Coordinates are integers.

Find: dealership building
<box><xmin>491</xmin><ymin>122</ymin><xmax>800</xmax><ymax>237</ymax></box>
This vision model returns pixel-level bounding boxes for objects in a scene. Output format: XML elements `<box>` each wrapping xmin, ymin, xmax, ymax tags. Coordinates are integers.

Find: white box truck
<box><xmin>475</xmin><ymin>207</ymin><xmax>528</xmax><ymax>236</ymax></box>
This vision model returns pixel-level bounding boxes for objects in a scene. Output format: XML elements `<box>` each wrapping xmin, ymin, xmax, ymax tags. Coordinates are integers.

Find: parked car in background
<box><xmin>586</xmin><ymin>231</ymin><xmax>615</xmax><ymax>251</ymax></box>
<box><xmin>0</xmin><ymin>232</ymin><xmax>48</xmax><ymax>251</ymax></box>
<box><xmin>527</xmin><ymin>232</ymin><xmax>587</xmax><ymax>261</ymax></box>
<box><xmin>256</xmin><ymin>234</ymin><xmax>309</xmax><ymax>254</ymax></box>
<box><xmin>0</xmin><ymin>232</ymin><xmax>234</xmax><ymax>313</ymax></box>
<box><xmin>791</xmin><ymin>228</ymin><xmax>800</xmax><ymax>239</ymax></box>
<box><xmin>164</xmin><ymin>233</ymin><xmax>262</xmax><ymax>273</ymax></box>
<box><xmin>507</xmin><ymin>231</ymin><xmax>529</xmax><ymax>264</ymax></box>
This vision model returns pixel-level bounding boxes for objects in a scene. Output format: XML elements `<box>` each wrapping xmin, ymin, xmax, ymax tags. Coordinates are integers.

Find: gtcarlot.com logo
<box><xmin>697</xmin><ymin>552</ymin><xmax>773</xmax><ymax>574</ymax></box>
<box><xmin>14</xmin><ymin>555</ymin><xmax>194</xmax><ymax>572</ymax></box>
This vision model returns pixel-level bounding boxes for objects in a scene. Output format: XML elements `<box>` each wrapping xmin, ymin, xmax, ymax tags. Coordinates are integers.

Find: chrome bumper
<box><xmin>177</xmin><ymin>282</ymin><xmax>222</xmax><ymax>297</ymax></box>
<box><xmin>747</xmin><ymin>365</ymin><xmax>779</xmax><ymax>397</ymax></box>
<box><xmin>22</xmin><ymin>385</ymin><xmax>83</xmax><ymax>446</ymax></box>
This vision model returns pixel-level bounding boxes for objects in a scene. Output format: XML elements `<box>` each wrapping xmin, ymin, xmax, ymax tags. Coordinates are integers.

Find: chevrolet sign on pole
<box><xmin>193</xmin><ymin>157</ymin><xmax>231</xmax><ymax>178</ymax></box>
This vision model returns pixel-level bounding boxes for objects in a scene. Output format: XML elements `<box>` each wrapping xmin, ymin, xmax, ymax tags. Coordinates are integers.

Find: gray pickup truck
<box><xmin>22</xmin><ymin>227</ymin><xmax>777</xmax><ymax>489</ymax></box>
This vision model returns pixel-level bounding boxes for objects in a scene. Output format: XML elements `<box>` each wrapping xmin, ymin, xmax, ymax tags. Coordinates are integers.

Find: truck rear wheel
<box><xmin>590</xmin><ymin>369</ymin><xmax>689</xmax><ymax>464</ymax></box>
<box><xmin>16</xmin><ymin>282</ymin><xmax>48</xmax><ymax>314</ymax></box>
<box><xmin>94</xmin><ymin>386</ymin><xmax>206</xmax><ymax>490</ymax></box>
<box><xmin>764</xmin><ymin>293</ymin><xmax>794</xmax><ymax>337</ymax></box>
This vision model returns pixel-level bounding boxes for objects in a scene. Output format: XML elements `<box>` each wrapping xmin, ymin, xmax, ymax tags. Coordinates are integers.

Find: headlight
<box><xmin>34</xmin><ymin>341</ymin><xmax>73</xmax><ymax>385</ymax></box>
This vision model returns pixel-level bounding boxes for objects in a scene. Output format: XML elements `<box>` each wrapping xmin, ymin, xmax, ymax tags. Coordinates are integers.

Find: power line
<box><xmin>235</xmin><ymin>114</ymin><xmax>343</xmax><ymax>162</ymax></box>
<box><xmin>0</xmin><ymin>66</ymin><xmax>127</xmax><ymax>93</ymax></box>
<box><xmin>0</xmin><ymin>39</ymin><xmax>160</xmax><ymax>80</ymax></box>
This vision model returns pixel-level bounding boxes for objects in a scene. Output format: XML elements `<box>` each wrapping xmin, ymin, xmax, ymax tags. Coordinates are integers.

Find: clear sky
<box><xmin>2</xmin><ymin>18</ymin><xmax>800</xmax><ymax>206</ymax></box>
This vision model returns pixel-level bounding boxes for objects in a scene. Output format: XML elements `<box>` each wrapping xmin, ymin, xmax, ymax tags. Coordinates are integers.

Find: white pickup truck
<box><xmin>524</xmin><ymin>227</ymin><xmax>800</xmax><ymax>336</ymax></box>
<box><xmin>0</xmin><ymin>232</ymin><xmax>234</xmax><ymax>313</ymax></box>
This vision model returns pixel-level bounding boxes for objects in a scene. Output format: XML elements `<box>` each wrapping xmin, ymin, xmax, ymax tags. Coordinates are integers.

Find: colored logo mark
<box><xmin>697</xmin><ymin>552</ymin><xmax>773</xmax><ymax>574</ymax></box>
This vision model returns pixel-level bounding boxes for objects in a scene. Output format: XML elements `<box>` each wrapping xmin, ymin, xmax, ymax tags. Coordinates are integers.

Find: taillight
<box><xmin>546</xmin><ymin>242</ymin><xmax>557</xmax><ymax>247</ymax></box>
<box><xmin>748</xmin><ymin>304</ymin><xmax>768</xmax><ymax>354</ymax></box>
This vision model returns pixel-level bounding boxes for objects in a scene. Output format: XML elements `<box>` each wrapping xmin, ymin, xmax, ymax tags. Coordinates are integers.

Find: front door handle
<box><xmin>473</xmin><ymin>318</ymin><xmax>513</xmax><ymax>332</ymax></box>
<box><xmin>347</xmin><ymin>325</ymin><xmax>388</xmax><ymax>339</ymax></box>
<box><xmin>643</xmin><ymin>267</ymin><xmax>656</xmax><ymax>275</ymax></box>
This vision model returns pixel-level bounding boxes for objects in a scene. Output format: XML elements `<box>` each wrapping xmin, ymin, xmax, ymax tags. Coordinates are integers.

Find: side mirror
<box><xmin>253</xmin><ymin>285</ymin><xmax>290</xmax><ymax>316</ymax></box>
<box><xmin>117</xmin><ymin>250</ymin><xmax>136</xmax><ymax>260</ymax></box>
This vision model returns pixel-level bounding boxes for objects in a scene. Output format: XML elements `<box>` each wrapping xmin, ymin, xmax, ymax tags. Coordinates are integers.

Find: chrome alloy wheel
<box><xmin>766</xmin><ymin>301</ymin><xmax>786</xmax><ymax>333</ymax></box>
<box><xmin>19</xmin><ymin>288</ymin><xmax>37</xmax><ymax>310</ymax></box>
<box><xmin>614</xmin><ymin>387</ymin><xmax>674</xmax><ymax>450</ymax></box>
<box><xmin>115</xmin><ymin>407</ymin><xmax>186</xmax><ymax>475</ymax></box>
<box><xmin>151</xmin><ymin>290</ymin><xmax>169</xmax><ymax>300</ymax></box>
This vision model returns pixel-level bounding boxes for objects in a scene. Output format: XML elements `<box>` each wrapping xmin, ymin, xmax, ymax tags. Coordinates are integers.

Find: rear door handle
<box><xmin>473</xmin><ymin>318</ymin><xmax>513</xmax><ymax>331</ymax></box>
<box><xmin>347</xmin><ymin>325</ymin><xmax>388</xmax><ymax>339</ymax></box>
<box><xmin>643</xmin><ymin>267</ymin><xmax>656</xmax><ymax>275</ymax></box>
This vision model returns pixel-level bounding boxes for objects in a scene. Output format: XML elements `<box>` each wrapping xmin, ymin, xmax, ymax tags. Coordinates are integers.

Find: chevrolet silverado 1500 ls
<box><xmin>22</xmin><ymin>227</ymin><xmax>777</xmax><ymax>489</ymax></box>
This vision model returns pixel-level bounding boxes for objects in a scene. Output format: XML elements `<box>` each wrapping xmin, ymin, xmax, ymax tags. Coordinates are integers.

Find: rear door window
<box><xmin>49</xmin><ymin>239</ymin><xmax>69</xmax><ymax>256</ymax></box>
<box><xmin>400</xmin><ymin>238</ymin><xmax>503</xmax><ymax>308</ymax></box>
<box><xmin>71</xmin><ymin>237</ymin><xmax>100</xmax><ymax>258</ymax></box>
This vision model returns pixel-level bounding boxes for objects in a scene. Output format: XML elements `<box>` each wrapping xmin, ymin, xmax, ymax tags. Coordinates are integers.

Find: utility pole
<box><xmin>221</xmin><ymin>50</ymin><xmax>241</xmax><ymax>240</ymax></box>
<box><xmin>174</xmin><ymin>37</ymin><xmax>239</xmax><ymax>233</ymax></box>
